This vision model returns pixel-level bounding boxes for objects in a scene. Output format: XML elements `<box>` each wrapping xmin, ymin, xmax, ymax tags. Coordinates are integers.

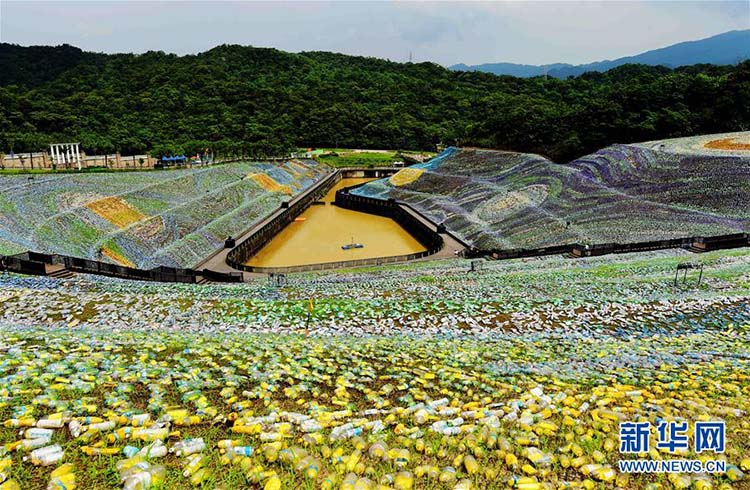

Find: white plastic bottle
<box><xmin>122</xmin><ymin>465</ymin><xmax>166</xmax><ymax>490</ymax></box>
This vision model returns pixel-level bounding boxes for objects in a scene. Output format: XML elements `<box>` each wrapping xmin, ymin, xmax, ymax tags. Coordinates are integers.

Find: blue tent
<box><xmin>161</xmin><ymin>155</ymin><xmax>187</xmax><ymax>163</ymax></box>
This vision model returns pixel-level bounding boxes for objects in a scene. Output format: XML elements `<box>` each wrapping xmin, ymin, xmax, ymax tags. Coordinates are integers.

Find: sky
<box><xmin>0</xmin><ymin>1</ymin><xmax>748</xmax><ymax>66</ymax></box>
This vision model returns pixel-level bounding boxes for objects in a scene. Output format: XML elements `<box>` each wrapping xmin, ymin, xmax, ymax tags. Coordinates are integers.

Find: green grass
<box><xmin>311</xmin><ymin>149</ymin><xmax>434</xmax><ymax>168</ymax></box>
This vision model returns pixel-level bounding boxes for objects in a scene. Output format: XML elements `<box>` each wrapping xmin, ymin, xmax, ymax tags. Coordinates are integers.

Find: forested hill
<box><xmin>1</xmin><ymin>43</ymin><xmax>749</xmax><ymax>162</ymax></box>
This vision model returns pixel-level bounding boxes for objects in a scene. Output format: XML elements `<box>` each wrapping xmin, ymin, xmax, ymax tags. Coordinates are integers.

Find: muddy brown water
<box><xmin>244</xmin><ymin>178</ymin><xmax>426</xmax><ymax>268</ymax></box>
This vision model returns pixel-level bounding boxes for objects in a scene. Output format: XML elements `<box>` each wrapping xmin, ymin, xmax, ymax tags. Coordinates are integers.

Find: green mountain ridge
<box><xmin>1</xmin><ymin>42</ymin><xmax>749</xmax><ymax>161</ymax></box>
<box><xmin>450</xmin><ymin>30</ymin><xmax>750</xmax><ymax>78</ymax></box>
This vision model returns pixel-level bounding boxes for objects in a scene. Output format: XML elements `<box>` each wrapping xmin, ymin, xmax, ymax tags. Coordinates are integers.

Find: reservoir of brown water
<box><xmin>244</xmin><ymin>178</ymin><xmax>426</xmax><ymax>268</ymax></box>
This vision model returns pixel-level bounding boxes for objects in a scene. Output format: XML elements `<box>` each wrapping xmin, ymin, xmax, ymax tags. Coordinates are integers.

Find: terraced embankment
<box><xmin>0</xmin><ymin>160</ymin><xmax>328</xmax><ymax>268</ymax></box>
<box><xmin>353</xmin><ymin>133</ymin><xmax>750</xmax><ymax>251</ymax></box>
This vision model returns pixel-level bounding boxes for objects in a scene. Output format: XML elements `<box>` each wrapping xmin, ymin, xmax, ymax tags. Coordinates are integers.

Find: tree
<box><xmin>0</xmin><ymin>43</ymin><xmax>747</xmax><ymax>162</ymax></box>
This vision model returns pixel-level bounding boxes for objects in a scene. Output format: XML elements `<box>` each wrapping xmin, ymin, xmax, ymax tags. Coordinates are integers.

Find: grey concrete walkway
<box><xmin>398</xmin><ymin>204</ymin><xmax>467</xmax><ymax>259</ymax></box>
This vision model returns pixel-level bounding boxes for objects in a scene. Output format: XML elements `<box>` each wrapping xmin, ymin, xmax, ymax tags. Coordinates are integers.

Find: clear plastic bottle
<box><xmin>80</xmin><ymin>446</ymin><xmax>121</xmax><ymax>456</ymax></box>
<box><xmin>24</xmin><ymin>445</ymin><xmax>64</xmax><ymax>466</ymax></box>
<box><xmin>87</xmin><ymin>421</ymin><xmax>116</xmax><ymax>433</ymax></box>
<box><xmin>3</xmin><ymin>418</ymin><xmax>35</xmax><ymax>428</ymax></box>
<box><xmin>300</xmin><ymin>419</ymin><xmax>322</xmax><ymax>432</ymax></box>
<box><xmin>116</xmin><ymin>455</ymin><xmax>146</xmax><ymax>474</ymax></box>
<box><xmin>122</xmin><ymin>446</ymin><xmax>140</xmax><ymax>458</ymax></box>
<box><xmin>120</xmin><ymin>462</ymin><xmax>153</xmax><ymax>481</ymax></box>
<box><xmin>139</xmin><ymin>441</ymin><xmax>167</xmax><ymax>458</ymax></box>
<box><xmin>340</xmin><ymin>472</ymin><xmax>358</xmax><ymax>490</ymax></box>
<box><xmin>132</xmin><ymin>427</ymin><xmax>168</xmax><ymax>442</ymax></box>
<box><xmin>0</xmin><ymin>479</ymin><xmax>21</xmax><ymax>490</ymax></box>
<box><xmin>182</xmin><ymin>454</ymin><xmax>204</xmax><ymax>477</ymax></box>
<box><xmin>231</xmin><ymin>446</ymin><xmax>254</xmax><ymax>457</ymax></box>
<box><xmin>393</xmin><ymin>471</ymin><xmax>414</xmax><ymax>490</ymax></box>
<box><xmin>263</xmin><ymin>474</ymin><xmax>281</xmax><ymax>490</ymax></box>
<box><xmin>47</xmin><ymin>472</ymin><xmax>75</xmax><ymax>489</ymax></box>
<box><xmin>171</xmin><ymin>438</ymin><xmax>205</xmax><ymax>457</ymax></box>
<box><xmin>36</xmin><ymin>419</ymin><xmax>65</xmax><ymax>429</ymax></box>
<box><xmin>439</xmin><ymin>467</ymin><xmax>456</xmax><ymax>483</ymax></box>
<box><xmin>368</xmin><ymin>441</ymin><xmax>388</xmax><ymax>460</ymax></box>
<box><xmin>453</xmin><ymin>479</ymin><xmax>472</xmax><ymax>490</ymax></box>
<box><xmin>17</xmin><ymin>438</ymin><xmax>51</xmax><ymax>451</ymax></box>
<box><xmin>122</xmin><ymin>464</ymin><xmax>166</xmax><ymax>490</ymax></box>
<box><xmin>189</xmin><ymin>467</ymin><xmax>210</xmax><ymax>486</ymax></box>
<box><xmin>463</xmin><ymin>455</ymin><xmax>479</xmax><ymax>474</ymax></box>
<box><xmin>394</xmin><ymin>448</ymin><xmax>410</xmax><ymax>468</ymax></box>
<box><xmin>22</xmin><ymin>428</ymin><xmax>54</xmax><ymax>439</ymax></box>
<box><xmin>216</xmin><ymin>439</ymin><xmax>241</xmax><ymax>450</ymax></box>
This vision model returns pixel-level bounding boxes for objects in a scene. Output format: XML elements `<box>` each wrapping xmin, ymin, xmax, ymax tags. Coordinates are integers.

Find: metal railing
<box><xmin>3</xmin><ymin>251</ymin><xmax>243</xmax><ymax>283</ymax></box>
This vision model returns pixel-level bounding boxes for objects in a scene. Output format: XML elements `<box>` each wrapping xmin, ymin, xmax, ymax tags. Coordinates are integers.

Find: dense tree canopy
<box><xmin>1</xmin><ymin>43</ymin><xmax>748</xmax><ymax>161</ymax></box>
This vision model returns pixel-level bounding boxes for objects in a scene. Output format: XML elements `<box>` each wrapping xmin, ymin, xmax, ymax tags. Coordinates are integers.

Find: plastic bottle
<box><xmin>592</xmin><ymin>466</ymin><xmax>616</xmax><ymax>482</ymax></box>
<box><xmin>120</xmin><ymin>462</ymin><xmax>153</xmax><ymax>481</ymax></box>
<box><xmin>726</xmin><ymin>465</ymin><xmax>745</xmax><ymax>482</ymax></box>
<box><xmin>116</xmin><ymin>455</ymin><xmax>146</xmax><ymax>474</ymax></box>
<box><xmin>123</xmin><ymin>446</ymin><xmax>140</xmax><ymax>458</ymax></box>
<box><xmin>393</xmin><ymin>471</ymin><xmax>414</xmax><ymax>490</ymax></box>
<box><xmin>174</xmin><ymin>416</ymin><xmax>202</xmax><ymax>427</ymax></box>
<box><xmin>3</xmin><ymin>419</ymin><xmax>35</xmax><ymax>428</ymax></box>
<box><xmin>353</xmin><ymin>477</ymin><xmax>374</xmax><ymax>490</ymax></box>
<box><xmin>47</xmin><ymin>463</ymin><xmax>76</xmax><ymax>490</ymax></box>
<box><xmin>299</xmin><ymin>457</ymin><xmax>320</xmax><ymax>479</ymax></box>
<box><xmin>217</xmin><ymin>439</ymin><xmax>241</xmax><ymax>450</ymax></box>
<box><xmin>321</xmin><ymin>475</ymin><xmax>337</xmax><ymax>490</ymax></box>
<box><xmin>259</xmin><ymin>432</ymin><xmax>282</xmax><ymax>442</ymax></box>
<box><xmin>24</xmin><ymin>445</ymin><xmax>64</xmax><ymax>466</ymax></box>
<box><xmin>301</xmin><ymin>419</ymin><xmax>323</xmax><ymax>432</ymax></box>
<box><xmin>183</xmin><ymin>454</ymin><xmax>204</xmax><ymax>477</ymax></box>
<box><xmin>394</xmin><ymin>448</ymin><xmax>410</xmax><ymax>468</ymax></box>
<box><xmin>139</xmin><ymin>441</ymin><xmax>167</xmax><ymax>458</ymax></box>
<box><xmin>81</xmin><ymin>446</ymin><xmax>121</xmax><ymax>456</ymax></box>
<box><xmin>171</xmin><ymin>438</ymin><xmax>205</xmax><ymax>457</ymax></box>
<box><xmin>507</xmin><ymin>476</ymin><xmax>538</xmax><ymax>487</ymax></box>
<box><xmin>340</xmin><ymin>473</ymin><xmax>358</xmax><ymax>490</ymax></box>
<box><xmin>264</xmin><ymin>474</ymin><xmax>281</xmax><ymax>490</ymax></box>
<box><xmin>454</xmin><ymin>480</ymin><xmax>472</xmax><ymax>490</ymax></box>
<box><xmin>368</xmin><ymin>441</ymin><xmax>388</xmax><ymax>460</ymax></box>
<box><xmin>16</xmin><ymin>438</ymin><xmax>51</xmax><ymax>451</ymax></box>
<box><xmin>22</xmin><ymin>428</ymin><xmax>54</xmax><ymax>439</ymax></box>
<box><xmin>439</xmin><ymin>467</ymin><xmax>456</xmax><ymax>483</ymax></box>
<box><xmin>667</xmin><ymin>473</ymin><xmax>692</xmax><ymax>489</ymax></box>
<box><xmin>692</xmin><ymin>474</ymin><xmax>713</xmax><ymax>490</ymax></box>
<box><xmin>232</xmin><ymin>446</ymin><xmax>254</xmax><ymax>457</ymax></box>
<box><xmin>132</xmin><ymin>428</ymin><xmax>168</xmax><ymax>442</ymax></box>
<box><xmin>346</xmin><ymin>449</ymin><xmax>362</xmax><ymax>472</ymax></box>
<box><xmin>122</xmin><ymin>464</ymin><xmax>166</xmax><ymax>490</ymax></box>
<box><xmin>119</xmin><ymin>414</ymin><xmax>151</xmax><ymax>427</ymax></box>
<box><xmin>463</xmin><ymin>455</ymin><xmax>479</xmax><ymax>475</ymax></box>
<box><xmin>36</xmin><ymin>419</ymin><xmax>65</xmax><ymax>429</ymax></box>
<box><xmin>189</xmin><ymin>467</ymin><xmax>210</xmax><ymax>486</ymax></box>
<box><xmin>0</xmin><ymin>479</ymin><xmax>21</xmax><ymax>490</ymax></box>
<box><xmin>50</xmin><ymin>463</ymin><xmax>74</xmax><ymax>478</ymax></box>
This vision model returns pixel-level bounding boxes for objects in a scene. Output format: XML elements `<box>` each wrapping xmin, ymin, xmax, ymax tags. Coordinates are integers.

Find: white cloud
<box><xmin>0</xmin><ymin>0</ymin><xmax>747</xmax><ymax>65</ymax></box>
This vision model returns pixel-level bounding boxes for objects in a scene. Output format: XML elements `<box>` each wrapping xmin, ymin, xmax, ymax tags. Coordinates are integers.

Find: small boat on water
<box><xmin>341</xmin><ymin>236</ymin><xmax>364</xmax><ymax>250</ymax></box>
